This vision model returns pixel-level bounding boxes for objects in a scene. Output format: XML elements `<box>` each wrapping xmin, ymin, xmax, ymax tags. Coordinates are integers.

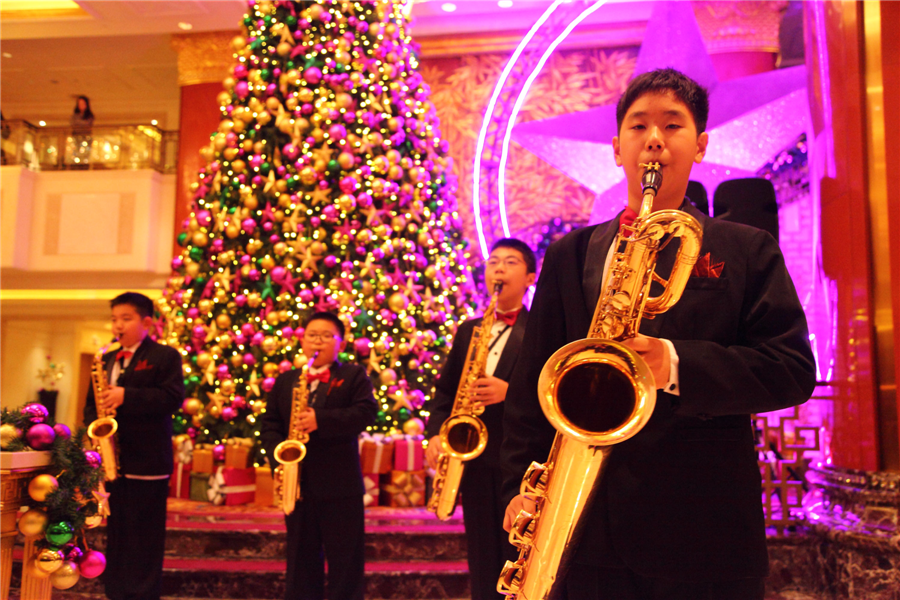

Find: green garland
<box><xmin>1</xmin><ymin>404</ymin><xmax>104</xmax><ymax>550</ymax></box>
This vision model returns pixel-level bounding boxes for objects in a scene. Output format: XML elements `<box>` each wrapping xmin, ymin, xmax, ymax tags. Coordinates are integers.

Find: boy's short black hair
<box><xmin>111</xmin><ymin>292</ymin><xmax>154</xmax><ymax>319</ymax></box>
<box><xmin>490</xmin><ymin>238</ymin><xmax>537</xmax><ymax>274</ymax></box>
<box><xmin>616</xmin><ymin>68</ymin><xmax>709</xmax><ymax>134</ymax></box>
<box><xmin>305</xmin><ymin>311</ymin><xmax>345</xmax><ymax>339</ymax></box>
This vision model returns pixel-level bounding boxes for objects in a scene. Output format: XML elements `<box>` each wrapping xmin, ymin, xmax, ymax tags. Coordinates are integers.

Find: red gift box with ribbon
<box><xmin>358</xmin><ymin>432</ymin><xmax>394</xmax><ymax>474</ymax></box>
<box><xmin>393</xmin><ymin>434</ymin><xmax>424</xmax><ymax>471</ymax></box>
<box><xmin>207</xmin><ymin>466</ymin><xmax>257</xmax><ymax>506</ymax></box>
<box><xmin>169</xmin><ymin>436</ymin><xmax>193</xmax><ymax>499</ymax></box>
<box><xmin>363</xmin><ymin>473</ymin><xmax>379</xmax><ymax>507</ymax></box>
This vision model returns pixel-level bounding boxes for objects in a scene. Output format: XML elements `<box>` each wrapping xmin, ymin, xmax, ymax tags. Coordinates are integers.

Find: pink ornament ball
<box><xmin>78</xmin><ymin>550</ymin><xmax>106</xmax><ymax>579</ymax></box>
<box><xmin>220</xmin><ymin>406</ymin><xmax>237</xmax><ymax>421</ymax></box>
<box><xmin>26</xmin><ymin>424</ymin><xmax>56</xmax><ymax>450</ymax></box>
<box><xmin>53</xmin><ymin>423</ymin><xmax>72</xmax><ymax>441</ymax></box>
<box><xmin>279</xmin><ymin>360</ymin><xmax>293</xmax><ymax>373</ymax></box>
<box><xmin>83</xmin><ymin>450</ymin><xmax>102</xmax><ymax>469</ymax></box>
<box><xmin>213</xmin><ymin>445</ymin><xmax>225</xmax><ymax>462</ymax></box>
<box><xmin>262</xmin><ymin>377</ymin><xmax>275</xmax><ymax>393</ymax></box>
<box><xmin>22</xmin><ymin>403</ymin><xmax>49</xmax><ymax>423</ymax></box>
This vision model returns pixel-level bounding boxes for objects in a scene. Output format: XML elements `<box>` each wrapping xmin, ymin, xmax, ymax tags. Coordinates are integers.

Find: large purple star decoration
<box><xmin>511</xmin><ymin>1</ymin><xmax>808</xmax><ymax>224</ymax></box>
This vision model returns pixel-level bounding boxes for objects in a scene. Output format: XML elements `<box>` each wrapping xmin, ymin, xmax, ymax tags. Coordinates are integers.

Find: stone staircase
<box><xmin>10</xmin><ymin>503</ymin><xmax>470</xmax><ymax>599</ymax></box>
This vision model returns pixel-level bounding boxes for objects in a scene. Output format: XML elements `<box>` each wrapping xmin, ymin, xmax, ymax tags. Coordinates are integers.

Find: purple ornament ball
<box><xmin>22</xmin><ymin>403</ymin><xmax>49</xmax><ymax>423</ymax></box>
<box><xmin>79</xmin><ymin>550</ymin><xmax>106</xmax><ymax>579</ymax></box>
<box><xmin>53</xmin><ymin>423</ymin><xmax>72</xmax><ymax>441</ymax></box>
<box><xmin>83</xmin><ymin>450</ymin><xmax>102</xmax><ymax>469</ymax></box>
<box><xmin>64</xmin><ymin>544</ymin><xmax>83</xmax><ymax>562</ymax></box>
<box><xmin>26</xmin><ymin>424</ymin><xmax>56</xmax><ymax>450</ymax></box>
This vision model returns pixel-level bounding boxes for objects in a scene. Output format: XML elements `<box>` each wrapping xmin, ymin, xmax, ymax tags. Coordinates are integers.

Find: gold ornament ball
<box><xmin>197</xmin><ymin>299</ymin><xmax>212</xmax><ymax>314</ymax></box>
<box><xmin>35</xmin><ymin>548</ymin><xmax>64</xmax><ymax>575</ymax></box>
<box><xmin>17</xmin><ymin>509</ymin><xmax>48</xmax><ymax>537</ymax></box>
<box><xmin>252</xmin><ymin>401</ymin><xmax>266</xmax><ymax>415</ymax></box>
<box><xmin>192</xmin><ymin>414</ymin><xmax>204</xmax><ymax>427</ymax></box>
<box><xmin>196</xmin><ymin>352</ymin><xmax>212</xmax><ymax>369</ymax></box>
<box><xmin>209</xmin><ymin>345</ymin><xmax>223</xmax><ymax>358</ymax></box>
<box><xmin>266</xmin><ymin>311</ymin><xmax>281</xmax><ymax>327</ymax></box>
<box><xmin>232</xmin><ymin>36</ymin><xmax>247</xmax><ymax>51</ymax></box>
<box><xmin>220</xmin><ymin>379</ymin><xmax>237</xmax><ymax>395</ymax></box>
<box><xmin>388</xmin><ymin>292</ymin><xmax>409</xmax><ymax>313</ymax></box>
<box><xmin>247</xmin><ymin>293</ymin><xmax>262</xmax><ymax>308</ymax></box>
<box><xmin>274</xmin><ymin>242</ymin><xmax>288</xmax><ymax>256</ymax></box>
<box><xmin>84</xmin><ymin>515</ymin><xmax>102</xmax><ymax>529</ymax></box>
<box><xmin>225</xmin><ymin>225</ymin><xmax>240</xmax><ymax>239</ymax></box>
<box><xmin>220</xmin><ymin>333</ymin><xmax>233</xmax><ymax>348</ymax></box>
<box><xmin>262</xmin><ymin>362</ymin><xmax>279</xmax><ymax>377</ymax></box>
<box><xmin>261</xmin><ymin>336</ymin><xmax>278</xmax><ymax>355</ymax></box>
<box><xmin>408</xmin><ymin>358</ymin><xmax>421</xmax><ymax>371</ymax></box>
<box><xmin>260</xmin><ymin>255</ymin><xmax>276</xmax><ymax>270</ymax></box>
<box><xmin>216</xmin><ymin>314</ymin><xmax>232</xmax><ymax>329</ymax></box>
<box><xmin>183</xmin><ymin>398</ymin><xmax>204</xmax><ymax>416</ymax></box>
<box><xmin>293</xmin><ymin>354</ymin><xmax>307</xmax><ymax>369</ymax></box>
<box><xmin>208</xmin><ymin>404</ymin><xmax>222</xmax><ymax>418</ymax></box>
<box><xmin>28</xmin><ymin>474</ymin><xmax>59</xmax><ymax>503</ymax></box>
<box><xmin>337</xmin><ymin>194</ymin><xmax>356</xmax><ymax>212</ymax></box>
<box><xmin>379</xmin><ymin>369</ymin><xmax>398</xmax><ymax>386</ymax></box>
<box><xmin>230</xmin><ymin>354</ymin><xmax>244</xmax><ymax>368</ymax></box>
<box><xmin>1</xmin><ymin>423</ymin><xmax>20</xmax><ymax>449</ymax></box>
<box><xmin>49</xmin><ymin>561</ymin><xmax>80</xmax><ymax>590</ymax></box>
<box><xmin>374</xmin><ymin>339</ymin><xmax>389</xmax><ymax>354</ymax></box>
<box><xmin>402</xmin><ymin>417</ymin><xmax>425</xmax><ymax>436</ymax></box>
<box><xmin>185</xmin><ymin>263</ymin><xmax>200</xmax><ymax>278</ymax></box>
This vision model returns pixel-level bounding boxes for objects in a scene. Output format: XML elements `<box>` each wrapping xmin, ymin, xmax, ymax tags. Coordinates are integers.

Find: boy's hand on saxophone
<box><xmin>471</xmin><ymin>376</ymin><xmax>508</xmax><ymax>407</ymax></box>
<box><xmin>297</xmin><ymin>407</ymin><xmax>318</xmax><ymax>433</ymax></box>
<box><xmin>99</xmin><ymin>386</ymin><xmax>125</xmax><ymax>412</ymax></box>
<box><xmin>425</xmin><ymin>435</ymin><xmax>442</xmax><ymax>469</ymax></box>
<box><xmin>504</xmin><ymin>494</ymin><xmax>537</xmax><ymax>532</ymax></box>
<box><xmin>620</xmin><ymin>334</ymin><xmax>670</xmax><ymax>390</ymax></box>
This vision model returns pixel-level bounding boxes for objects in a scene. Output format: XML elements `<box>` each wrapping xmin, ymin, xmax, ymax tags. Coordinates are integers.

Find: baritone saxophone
<box><xmin>427</xmin><ymin>281</ymin><xmax>502</xmax><ymax>521</ymax></box>
<box><xmin>498</xmin><ymin>163</ymin><xmax>703</xmax><ymax>600</ymax></box>
<box><xmin>273</xmin><ymin>353</ymin><xmax>317</xmax><ymax>515</ymax></box>
<box><xmin>87</xmin><ymin>339</ymin><xmax>122</xmax><ymax>482</ymax></box>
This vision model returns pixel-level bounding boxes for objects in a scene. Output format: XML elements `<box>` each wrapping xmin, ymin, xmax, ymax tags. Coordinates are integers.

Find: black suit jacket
<box><xmin>425</xmin><ymin>309</ymin><xmax>529</xmax><ymax>470</ymax></box>
<box><xmin>260</xmin><ymin>362</ymin><xmax>377</xmax><ymax>500</ymax></box>
<box><xmin>500</xmin><ymin>204</ymin><xmax>816</xmax><ymax>582</ymax></box>
<box><xmin>83</xmin><ymin>336</ymin><xmax>184</xmax><ymax>476</ymax></box>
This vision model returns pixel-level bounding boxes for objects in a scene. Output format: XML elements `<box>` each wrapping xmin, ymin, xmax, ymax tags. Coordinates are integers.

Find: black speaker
<box><xmin>713</xmin><ymin>178</ymin><xmax>779</xmax><ymax>241</ymax></box>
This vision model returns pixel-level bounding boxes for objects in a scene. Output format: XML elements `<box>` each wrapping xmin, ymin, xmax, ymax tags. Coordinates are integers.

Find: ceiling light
<box><xmin>178</xmin><ymin>22</ymin><xmax>193</xmax><ymax>30</ymax></box>
<box><xmin>2</xmin><ymin>52</ymin><xmax>11</xmax><ymax>58</ymax></box>
<box><xmin>39</xmin><ymin>121</ymin><xmax>46</xmax><ymax>127</ymax></box>
<box><xmin>441</xmin><ymin>3</ymin><xmax>457</xmax><ymax>12</ymax></box>
<box><xmin>498</xmin><ymin>0</ymin><xmax>513</xmax><ymax>7</ymax></box>
<box><xmin>151</xmin><ymin>120</ymin><xmax>158</xmax><ymax>126</ymax></box>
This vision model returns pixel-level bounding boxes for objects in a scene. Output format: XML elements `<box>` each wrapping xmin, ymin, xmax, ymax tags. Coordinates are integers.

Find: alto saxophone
<box><xmin>87</xmin><ymin>339</ymin><xmax>122</xmax><ymax>482</ymax></box>
<box><xmin>427</xmin><ymin>282</ymin><xmax>503</xmax><ymax>521</ymax></box>
<box><xmin>498</xmin><ymin>164</ymin><xmax>703</xmax><ymax>600</ymax></box>
<box><xmin>273</xmin><ymin>353</ymin><xmax>317</xmax><ymax>515</ymax></box>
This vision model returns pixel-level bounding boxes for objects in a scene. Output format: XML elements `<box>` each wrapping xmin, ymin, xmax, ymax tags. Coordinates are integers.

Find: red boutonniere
<box><xmin>691</xmin><ymin>253</ymin><xmax>724</xmax><ymax>278</ymax></box>
<box><xmin>328</xmin><ymin>378</ymin><xmax>344</xmax><ymax>394</ymax></box>
<box><xmin>134</xmin><ymin>360</ymin><xmax>153</xmax><ymax>372</ymax></box>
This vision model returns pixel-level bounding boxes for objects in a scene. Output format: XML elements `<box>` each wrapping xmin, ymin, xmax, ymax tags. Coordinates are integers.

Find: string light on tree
<box><xmin>162</xmin><ymin>0</ymin><xmax>476</xmax><ymax>463</ymax></box>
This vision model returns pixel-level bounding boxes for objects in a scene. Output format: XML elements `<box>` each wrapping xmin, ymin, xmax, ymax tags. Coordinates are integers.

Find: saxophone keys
<box><xmin>497</xmin><ymin>559</ymin><xmax>525</xmax><ymax>596</ymax></box>
<box><xmin>509</xmin><ymin>510</ymin><xmax>536</xmax><ymax>549</ymax></box>
<box><xmin>520</xmin><ymin>461</ymin><xmax>549</xmax><ymax>496</ymax></box>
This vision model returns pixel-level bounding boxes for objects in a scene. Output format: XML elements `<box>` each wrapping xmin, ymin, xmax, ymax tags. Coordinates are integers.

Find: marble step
<box><xmin>78</xmin><ymin>521</ymin><xmax>468</xmax><ymax>562</ymax></box>
<box><xmin>8</xmin><ymin>557</ymin><xmax>470</xmax><ymax>600</ymax></box>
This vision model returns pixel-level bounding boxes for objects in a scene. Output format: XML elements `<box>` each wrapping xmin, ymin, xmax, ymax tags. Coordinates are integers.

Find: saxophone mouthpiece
<box><xmin>639</xmin><ymin>162</ymin><xmax>662</xmax><ymax>196</ymax></box>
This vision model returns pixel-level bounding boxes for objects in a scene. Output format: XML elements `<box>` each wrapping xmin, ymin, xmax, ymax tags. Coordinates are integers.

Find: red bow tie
<box><xmin>308</xmin><ymin>370</ymin><xmax>331</xmax><ymax>384</ymax></box>
<box><xmin>496</xmin><ymin>308</ymin><xmax>521</xmax><ymax>327</ymax></box>
<box><xmin>116</xmin><ymin>350</ymin><xmax>133</xmax><ymax>362</ymax></box>
<box><xmin>619</xmin><ymin>206</ymin><xmax>638</xmax><ymax>237</ymax></box>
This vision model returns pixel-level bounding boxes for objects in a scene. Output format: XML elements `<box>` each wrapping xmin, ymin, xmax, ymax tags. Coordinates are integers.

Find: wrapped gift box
<box><xmin>225</xmin><ymin>438</ymin><xmax>254</xmax><ymax>468</ymax></box>
<box><xmin>189</xmin><ymin>471</ymin><xmax>211</xmax><ymax>502</ymax></box>
<box><xmin>393</xmin><ymin>435</ymin><xmax>425</xmax><ymax>471</ymax></box>
<box><xmin>363</xmin><ymin>473</ymin><xmax>380</xmax><ymax>507</ymax></box>
<box><xmin>254</xmin><ymin>465</ymin><xmax>279</xmax><ymax>507</ymax></box>
<box><xmin>192</xmin><ymin>445</ymin><xmax>216</xmax><ymax>473</ymax></box>
<box><xmin>381</xmin><ymin>470</ymin><xmax>426</xmax><ymax>508</ymax></box>
<box><xmin>169</xmin><ymin>460</ymin><xmax>192</xmax><ymax>499</ymax></box>
<box><xmin>207</xmin><ymin>466</ymin><xmax>257</xmax><ymax>506</ymax></box>
<box><xmin>169</xmin><ymin>435</ymin><xmax>193</xmax><ymax>498</ymax></box>
<box><xmin>359</xmin><ymin>432</ymin><xmax>394</xmax><ymax>474</ymax></box>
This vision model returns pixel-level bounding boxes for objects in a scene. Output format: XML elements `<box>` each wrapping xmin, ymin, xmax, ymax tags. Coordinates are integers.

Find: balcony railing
<box><xmin>0</xmin><ymin>119</ymin><xmax>178</xmax><ymax>174</ymax></box>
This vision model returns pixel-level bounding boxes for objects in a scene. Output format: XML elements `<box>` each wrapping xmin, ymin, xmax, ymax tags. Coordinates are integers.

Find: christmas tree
<box><xmin>160</xmin><ymin>0</ymin><xmax>476</xmax><ymax>465</ymax></box>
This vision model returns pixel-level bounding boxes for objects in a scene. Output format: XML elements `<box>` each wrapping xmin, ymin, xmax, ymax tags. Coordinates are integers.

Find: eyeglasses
<box><xmin>304</xmin><ymin>332</ymin><xmax>337</xmax><ymax>342</ymax></box>
<box><xmin>486</xmin><ymin>257</ymin><xmax>525</xmax><ymax>268</ymax></box>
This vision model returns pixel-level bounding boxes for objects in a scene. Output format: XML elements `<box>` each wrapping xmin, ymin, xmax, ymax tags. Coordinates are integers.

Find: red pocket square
<box><xmin>328</xmin><ymin>378</ymin><xmax>344</xmax><ymax>394</ymax></box>
<box><xmin>691</xmin><ymin>253</ymin><xmax>724</xmax><ymax>278</ymax></box>
<box><xmin>134</xmin><ymin>360</ymin><xmax>153</xmax><ymax>372</ymax></box>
